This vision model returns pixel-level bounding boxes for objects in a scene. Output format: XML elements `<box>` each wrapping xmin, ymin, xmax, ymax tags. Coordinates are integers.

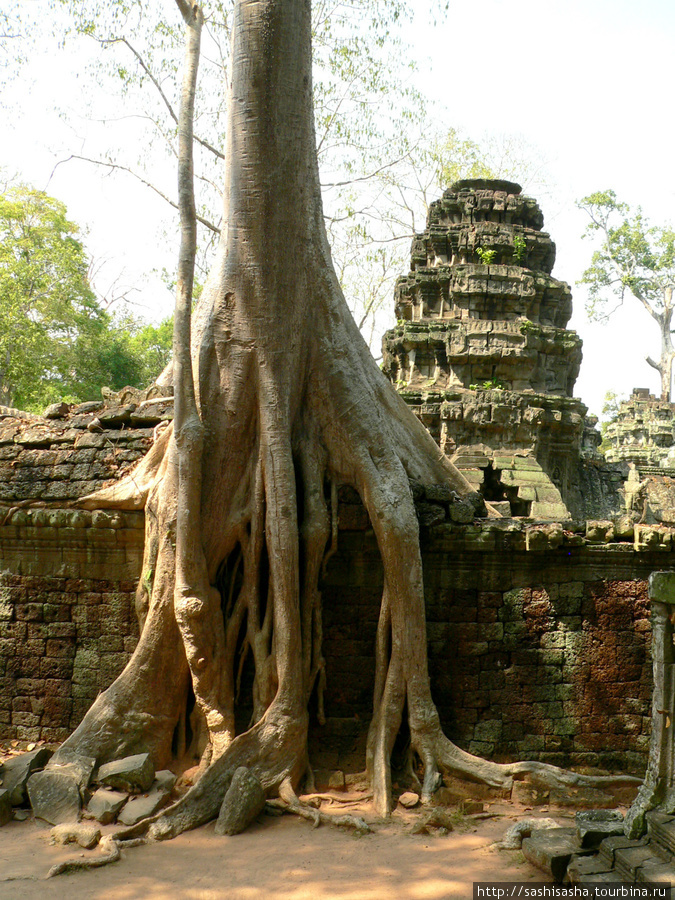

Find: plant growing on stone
<box><xmin>45</xmin><ymin>0</ymin><xmax>640</xmax><ymax>857</ymax></box>
<box><xmin>513</xmin><ymin>233</ymin><xmax>526</xmax><ymax>263</ymax></box>
<box><xmin>579</xmin><ymin>190</ymin><xmax>675</xmax><ymax>401</ymax></box>
<box><xmin>475</xmin><ymin>247</ymin><xmax>496</xmax><ymax>265</ymax></box>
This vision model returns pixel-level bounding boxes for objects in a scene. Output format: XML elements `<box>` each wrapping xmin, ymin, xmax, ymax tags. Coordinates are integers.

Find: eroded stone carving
<box><xmin>383</xmin><ymin>179</ymin><xmax>589</xmax><ymax>519</ymax></box>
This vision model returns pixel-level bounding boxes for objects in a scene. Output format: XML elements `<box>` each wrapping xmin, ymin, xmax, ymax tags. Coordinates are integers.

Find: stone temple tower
<box><xmin>382</xmin><ymin>179</ymin><xmax>588</xmax><ymax>519</ymax></box>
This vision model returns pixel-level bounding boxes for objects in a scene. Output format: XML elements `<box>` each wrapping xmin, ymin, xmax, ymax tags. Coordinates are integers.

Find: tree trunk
<box><xmin>647</xmin><ymin>299</ymin><xmax>674</xmax><ymax>401</ymax></box>
<box><xmin>60</xmin><ymin>0</ymin><xmax>640</xmax><ymax>840</ymax></box>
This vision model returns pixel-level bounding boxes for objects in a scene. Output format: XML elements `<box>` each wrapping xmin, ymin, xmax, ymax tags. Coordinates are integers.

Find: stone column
<box><xmin>625</xmin><ymin>571</ymin><xmax>675</xmax><ymax>837</ymax></box>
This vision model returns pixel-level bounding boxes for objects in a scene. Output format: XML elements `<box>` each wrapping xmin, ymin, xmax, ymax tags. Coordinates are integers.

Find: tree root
<box><xmin>300</xmin><ymin>792</ymin><xmax>374</xmax><ymax>806</ymax></box>
<box><xmin>267</xmin><ymin>799</ymin><xmax>372</xmax><ymax>835</ymax></box>
<box><xmin>47</xmin><ymin>835</ymin><xmax>121</xmax><ymax>878</ymax></box>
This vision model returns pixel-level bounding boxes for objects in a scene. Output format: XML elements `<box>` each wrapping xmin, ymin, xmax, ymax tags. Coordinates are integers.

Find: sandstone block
<box><xmin>98</xmin><ymin>753</ymin><xmax>155</xmax><ymax>793</ymax></box>
<box><xmin>27</xmin><ymin>770</ymin><xmax>81</xmax><ymax>824</ymax></box>
<box><xmin>575</xmin><ymin>809</ymin><xmax>624</xmax><ymax>848</ymax></box>
<box><xmin>1</xmin><ymin>747</ymin><xmax>52</xmax><ymax>805</ymax></box>
<box><xmin>521</xmin><ymin>827</ymin><xmax>583</xmax><ymax>882</ymax></box>
<box><xmin>0</xmin><ymin>789</ymin><xmax>11</xmax><ymax>826</ymax></box>
<box><xmin>48</xmin><ymin>747</ymin><xmax>96</xmax><ymax>789</ymax></box>
<box><xmin>85</xmin><ymin>788</ymin><xmax>128</xmax><ymax>825</ymax></box>
<box><xmin>117</xmin><ymin>788</ymin><xmax>171</xmax><ymax>826</ymax></box>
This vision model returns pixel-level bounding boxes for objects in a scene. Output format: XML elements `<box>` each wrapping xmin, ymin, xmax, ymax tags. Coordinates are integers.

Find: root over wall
<box><xmin>0</xmin><ymin>500</ymin><xmax>660</xmax><ymax>777</ymax></box>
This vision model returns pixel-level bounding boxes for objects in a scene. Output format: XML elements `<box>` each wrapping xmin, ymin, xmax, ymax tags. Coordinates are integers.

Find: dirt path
<box><xmin>0</xmin><ymin>801</ymin><xmax>555</xmax><ymax>900</ymax></box>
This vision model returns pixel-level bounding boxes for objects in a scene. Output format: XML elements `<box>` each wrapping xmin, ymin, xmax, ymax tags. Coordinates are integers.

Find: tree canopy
<box><xmin>0</xmin><ymin>185</ymin><xmax>172</xmax><ymax>410</ymax></box>
<box><xmin>579</xmin><ymin>189</ymin><xmax>675</xmax><ymax>400</ymax></box>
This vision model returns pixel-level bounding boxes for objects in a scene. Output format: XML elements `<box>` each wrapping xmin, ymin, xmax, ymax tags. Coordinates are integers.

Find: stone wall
<box><xmin>0</xmin><ymin>501</ymin><xmax>669</xmax><ymax>777</ymax></box>
<box><xmin>320</xmin><ymin>561</ymin><xmax>651</xmax><ymax>776</ymax></box>
<box><xmin>0</xmin><ymin>508</ymin><xmax>143</xmax><ymax>744</ymax></box>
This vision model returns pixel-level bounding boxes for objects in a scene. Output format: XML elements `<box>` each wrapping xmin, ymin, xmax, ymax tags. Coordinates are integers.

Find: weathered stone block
<box><xmin>85</xmin><ymin>787</ymin><xmax>128</xmax><ymax>824</ymax></box>
<box><xmin>0</xmin><ymin>747</ymin><xmax>52</xmax><ymax>805</ymax></box>
<box><xmin>575</xmin><ymin>809</ymin><xmax>624</xmax><ymax>848</ymax></box>
<box><xmin>48</xmin><ymin>747</ymin><xmax>96</xmax><ymax>788</ymax></box>
<box><xmin>27</xmin><ymin>770</ymin><xmax>81</xmax><ymax>824</ymax></box>
<box><xmin>0</xmin><ymin>789</ymin><xmax>12</xmax><ymax>826</ymax></box>
<box><xmin>649</xmin><ymin>571</ymin><xmax>675</xmax><ymax>604</ymax></box>
<box><xmin>521</xmin><ymin>827</ymin><xmax>582</xmax><ymax>882</ymax></box>
<box><xmin>117</xmin><ymin>788</ymin><xmax>170</xmax><ymax>826</ymax></box>
<box><xmin>98</xmin><ymin>753</ymin><xmax>154</xmax><ymax>793</ymax></box>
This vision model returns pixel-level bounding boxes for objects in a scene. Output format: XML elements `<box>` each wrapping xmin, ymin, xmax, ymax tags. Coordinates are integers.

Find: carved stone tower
<box><xmin>382</xmin><ymin>179</ymin><xmax>588</xmax><ymax>519</ymax></box>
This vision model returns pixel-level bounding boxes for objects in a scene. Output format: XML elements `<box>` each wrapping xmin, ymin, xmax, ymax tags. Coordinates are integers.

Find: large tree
<box><xmin>55</xmin><ymin>0</ymin><xmax>633</xmax><ymax>845</ymax></box>
<box><xmin>579</xmin><ymin>190</ymin><xmax>675</xmax><ymax>401</ymax></box>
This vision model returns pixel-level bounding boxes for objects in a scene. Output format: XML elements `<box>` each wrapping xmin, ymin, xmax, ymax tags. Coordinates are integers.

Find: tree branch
<box><xmin>97</xmin><ymin>35</ymin><xmax>225</xmax><ymax>161</ymax></box>
<box><xmin>50</xmin><ymin>155</ymin><xmax>220</xmax><ymax>234</ymax></box>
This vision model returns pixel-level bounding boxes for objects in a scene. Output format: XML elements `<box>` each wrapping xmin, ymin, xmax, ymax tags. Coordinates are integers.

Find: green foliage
<box><xmin>0</xmin><ymin>185</ymin><xmax>171</xmax><ymax>411</ymax></box>
<box><xmin>601</xmin><ymin>390</ymin><xmax>623</xmax><ymax>421</ymax></box>
<box><xmin>469</xmin><ymin>379</ymin><xmax>504</xmax><ymax>391</ymax></box>
<box><xmin>475</xmin><ymin>247</ymin><xmax>496</xmax><ymax>265</ymax></box>
<box><xmin>513</xmin><ymin>233</ymin><xmax>526</xmax><ymax>262</ymax></box>
<box><xmin>433</xmin><ymin>129</ymin><xmax>548</xmax><ymax>196</ymax></box>
<box><xmin>599</xmin><ymin>390</ymin><xmax>624</xmax><ymax>452</ymax></box>
<box><xmin>578</xmin><ymin>189</ymin><xmax>675</xmax><ymax>321</ymax></box>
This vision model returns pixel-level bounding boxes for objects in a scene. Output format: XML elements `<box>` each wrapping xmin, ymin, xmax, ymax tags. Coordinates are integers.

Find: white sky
<box><xmin>3</xmin><ymin>0</ymin><xmax>675</xmax><ymax>419</ymax></box>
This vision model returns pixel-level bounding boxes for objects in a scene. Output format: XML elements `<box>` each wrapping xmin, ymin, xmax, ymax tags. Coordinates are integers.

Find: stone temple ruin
<box><xmin>6</xmin><ymin>180</ymin><xmax>675</xmax><ymax>858</ymax></box>
<box><xmin>605</xmin><ymin>388</ymin><xmax>675</xmax><ymax>468</ymax></box>
<box><xmin>382</xmin><ymin>179</ymin><xmax>592</xmax><ymax>520</ymax></box>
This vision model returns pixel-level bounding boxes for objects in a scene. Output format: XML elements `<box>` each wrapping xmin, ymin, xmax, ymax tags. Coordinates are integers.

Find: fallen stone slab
<box><xmin>153</xmin><ymin>770</ymin><xmax>177</xmax><ymax>794</ymax></box>
<box><xmin>85</xmin><ymin>788</ymin><xmax>128</xmax><ymax>825</ymax></box>
<box><xmin>1</xmin><ymin>748</ymin><xmax>52</xmax><ymax>806</ymax></box>
<box><xmin>576</xmin><ymin>809</ymin><xmax>625</xmax><ymax>848</ymax></box>
<box><xmin>522</xmin><ymin>827</ymin><xmax>591</xmax><ymax>883</ymax></box>
<box><xmin>98</xmin><ymin>753</ymin><xmax>155</xmax><ymax>794</ymax></box>
<box><xmin>215</xmin><ymin>767</ymin><xmax>266</xmax><ymax>836</ymax></box>
<box><xmin>0</xmin><ymin>789</ymin><xmax>11</xmax><ymax>826</ymax></box>
<box><xmin>27</xmin><ymin>770</ymin><xmax>81</xmax><ymax>824</ymax></box>
<box><xmin>50</xmin><ymin>822</ymin><xmax>101</xmax><ymax>849</ymax></box>
<box><xmin>117</xmin><ymin>789</ymin><xmax>171</xmax><ymax>827</ymax></box>
<box><xmin>47</xmin><ymin>748</ymin><xmax>96</xmax><ymax>790</ymax></box>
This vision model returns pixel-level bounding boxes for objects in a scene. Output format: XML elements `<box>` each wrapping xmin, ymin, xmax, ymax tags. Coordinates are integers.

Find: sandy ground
<box><xmin>0</xmin><ymin>799</ymin><xmax>559</xmax><ymax>900</ymax></box>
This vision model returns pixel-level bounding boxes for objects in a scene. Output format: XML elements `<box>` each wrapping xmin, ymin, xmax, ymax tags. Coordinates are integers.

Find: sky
<box><xmin>3</xmin><ymin>0</ymin><xmax>675</xmax><ymax>419</ymax></box>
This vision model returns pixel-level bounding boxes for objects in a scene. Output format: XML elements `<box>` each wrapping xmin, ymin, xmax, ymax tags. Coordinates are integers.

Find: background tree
<box><xmin>0</xmin><ymin>184</ymin><xmax>172</xmax><ymax>410</ymax></box>
<box><xmin>579</xmin><ymin>190</ymin><xmax>675</xmax><ymax>401</ymax></box>
<box><xmin>7</xmin><ymin>1</ymin><xmax>545</xmax><ymax>355</ymax></box>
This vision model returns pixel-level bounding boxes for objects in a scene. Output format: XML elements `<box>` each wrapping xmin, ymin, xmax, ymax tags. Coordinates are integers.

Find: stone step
<box><xmin>566</xmin><ymin>853</ymin><xmax>614</xmax><ymax>884</ymax></box>
<box><xmin>598</xmin><ymin>835</ymin><xmax>648</xmax><ymax>869</ymax></box>
<box><xmin>647</xmin><ymin>810</ymin><xmax>675</xmax><ymax>857</ymax></box>
<box><xmin>637</xmin><ymin>859</ymin><xmax>675</xmax><ymax>885</ymax></box>
<box><xmin>522</xmin><ymin>827</ymin><xmax>592</xmax><ymax>883</ymax></box>
<box><xmin>613</xmin><ymin>844</ymin><xmax>664</xmax><ymax>883</ymax></box>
